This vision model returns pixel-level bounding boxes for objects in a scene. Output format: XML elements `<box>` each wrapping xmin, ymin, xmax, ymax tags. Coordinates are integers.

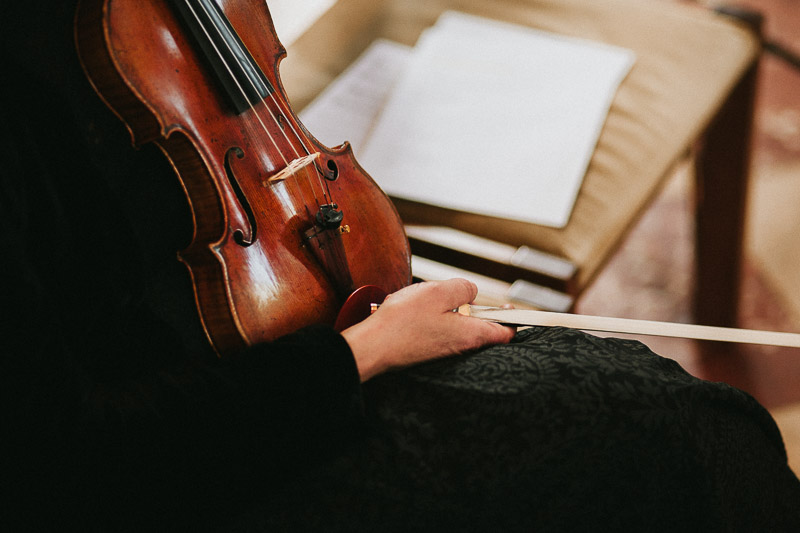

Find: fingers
<box><xmin>381</xmin><ymin>278</ymin><xmax>477</xmax><ymax>313</ymax></box>
<box><xmin>343</xmin><ymin>278</ymin><xmax>513</xmax><ymax>381</ymax></box>
<box><xmin>401</xmin><ymin>278</ymin><xmax>477</xmax><ymax>312</ymax></box>
<box><xmin>459</xmin><ymin>316</ymin><xmax>516</xmax><ymax>347</ymax></box>
<box><xmin>487</xmin><ymin>321</ymin><xmax>517</xmax><ymax>343</ymax></box>
<box><xmin>431</xmin><ymin>278</ymin><xmax>478</xmax><ymax>311</ymax></box>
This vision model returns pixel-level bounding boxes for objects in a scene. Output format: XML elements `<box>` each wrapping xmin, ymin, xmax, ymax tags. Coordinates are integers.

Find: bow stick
<box><xmin>455</xmin><ymin>305</ymin><xmax>800</xmax><ymax>348</ymax></box>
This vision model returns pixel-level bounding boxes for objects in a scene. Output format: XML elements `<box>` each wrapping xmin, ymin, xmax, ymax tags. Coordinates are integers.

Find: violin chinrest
<box><xmin>334</xmin><ymin>285</ymin><xmax>387</xmax><ymax>331</ymax></box>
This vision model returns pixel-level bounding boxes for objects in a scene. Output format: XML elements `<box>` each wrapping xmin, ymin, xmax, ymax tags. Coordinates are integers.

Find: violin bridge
<box><xmin>263</xmin><ymin>152</ymin><xmax>321</xmax><ymax>184</ymax></box>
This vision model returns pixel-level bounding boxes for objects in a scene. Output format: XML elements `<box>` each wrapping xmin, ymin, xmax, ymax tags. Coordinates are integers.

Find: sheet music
<box><xmin>301</xmin><ymin>11</ymin><xmax>635</xmax><ymax>228</ymax></box>
<box><xmin>300</xmin><ymin>40</ymin><xmax>412</xmax><ymax>153</ymax></box>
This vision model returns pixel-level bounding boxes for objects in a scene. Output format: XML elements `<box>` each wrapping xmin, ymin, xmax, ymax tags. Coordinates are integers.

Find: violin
<box><xmin>75</xmin><ymin>0</ymin><xmax>411</xmax><ymax>355</ymax></box>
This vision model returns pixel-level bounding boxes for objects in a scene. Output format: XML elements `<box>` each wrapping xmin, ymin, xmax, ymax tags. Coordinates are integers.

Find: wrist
<box><xmin>341</xmin><ymin>321</ymin><xmax>387</xmax><ymax>382</ymax></box>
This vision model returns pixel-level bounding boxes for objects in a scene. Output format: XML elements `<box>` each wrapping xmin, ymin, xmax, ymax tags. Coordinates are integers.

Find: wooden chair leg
<box><xmin>693</xmin><ymin>8</ymin><xmax>763</xmax><ymax>328</ymax></box>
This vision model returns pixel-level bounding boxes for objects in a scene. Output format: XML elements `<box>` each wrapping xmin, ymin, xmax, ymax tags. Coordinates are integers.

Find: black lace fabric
<box><xmin>239</xmin><ymin>327</ymin><xmax>800</xmax><ymax>532</ymax></box>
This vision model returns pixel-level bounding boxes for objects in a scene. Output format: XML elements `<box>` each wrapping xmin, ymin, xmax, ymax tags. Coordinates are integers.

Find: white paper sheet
<box><xmin>302</xmin><ymin>11</ymin><xmax>635</xmax><ymax>228</ymax></box>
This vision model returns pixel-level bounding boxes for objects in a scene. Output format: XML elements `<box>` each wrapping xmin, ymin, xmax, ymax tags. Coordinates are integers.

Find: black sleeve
<box><xmin>1</xmin><ymin>6</ymin><xmax>366</xmax><ymax>529</ymax></box>
<box><xmin>4</xmin><ymin>280</ymin><xmax>365</xmax><ymax>531</ymax></box>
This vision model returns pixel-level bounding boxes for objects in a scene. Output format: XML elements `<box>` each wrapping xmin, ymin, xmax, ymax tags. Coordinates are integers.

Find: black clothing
<box><xmin>2</xmin><ymin>4</ymin><xmax>364</xmax><ymax>530</ymax></box>
<box><xmin>241</xmin><ymin>327</ymin><xmax>800</xmax><ymax>532</ymax></box>
<box><xmin>3</xmin><ymin>1</ymin><xmax>799</xmax><ymax>531</ymax></box>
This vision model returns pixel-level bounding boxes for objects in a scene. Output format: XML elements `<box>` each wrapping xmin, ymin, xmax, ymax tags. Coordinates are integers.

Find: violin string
<box><xmin>251</xmin><ymin>26</ymin><xmax>333</xmax><ymax>207</ymax></box>
<box><xmin>183</xmin><ymin>1</ymin><xmax>288</xmax><ymax>168</ymax></box>
<box><xmin>189</xmin><ymin>0</ymin><xmax>331</xmax><ymax>210</ymax></box>
<box><xmin>257</xmin><ymin>65</ymin><xmax>333</xmax><ymax>207</ymax></box>
<box><xmin>233</xmin><ymin>7</ymin><xmax>334</xmax><ymax>207</ymax></box>
<box><xmin>265</xmin><ymin>95</ymin><xmax>333</xmax><ymax>208</ymax></box>
<box><xmin>185</xmin><ymin>0</ymin><xmax>317</xmax><ymax>212</ymax></box>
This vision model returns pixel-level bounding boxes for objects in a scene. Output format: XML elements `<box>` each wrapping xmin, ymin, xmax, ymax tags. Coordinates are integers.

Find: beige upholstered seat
<box><xmin>282</xmin><ymin>0</ymin><xmax>761</xmax><ymax>326</ymax></box>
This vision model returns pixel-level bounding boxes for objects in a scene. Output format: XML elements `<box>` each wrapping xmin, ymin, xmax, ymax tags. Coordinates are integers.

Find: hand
<box><xmin>341</xmin><ymin>279</ymin><xmax>515</xmax><ymax>382</ymax></box>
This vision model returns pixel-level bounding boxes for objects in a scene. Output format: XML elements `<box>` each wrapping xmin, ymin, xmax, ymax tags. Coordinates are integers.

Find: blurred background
<box><xmin>275</xmin><ymin>0</ymin><xmax>800</xmax><ymax>470</ymax></box>
<box><xmin>579</xmin><ymin>0</ymin><xmax>799</xmax><ymax>411</ymax></box>
<box><xmin>577</xmin><ymin>0</ymin><xmax>799</xmax><ymax>474</ymax></box>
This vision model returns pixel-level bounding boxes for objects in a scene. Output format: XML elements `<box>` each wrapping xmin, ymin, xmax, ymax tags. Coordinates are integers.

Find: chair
<box><xmin>281</xmin><ymin>0</ymin><xmax>762</xmax><ymax>327</ymax></box>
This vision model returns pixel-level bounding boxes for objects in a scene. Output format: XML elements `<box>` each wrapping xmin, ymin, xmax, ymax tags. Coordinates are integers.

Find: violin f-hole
<box><xmin>224</xmin><ymin>146</ymin><xmax>256</xmax><ymax>246</ymax></box>
<box><xmin>321</xmin><ymin>158</ymin><xmax>338</xmax><ymax>181</ymax></box>
<box><xmin>75</xmin><ymin>0</ymin><xmax>412</xmax><ymax>352</ymax></box>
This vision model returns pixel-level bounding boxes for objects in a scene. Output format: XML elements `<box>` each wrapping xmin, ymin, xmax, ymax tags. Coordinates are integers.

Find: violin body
<box><xmin>75</xmin><ymin>0</ymin><xmax>411</xmax><ymax>354</ymax></box>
